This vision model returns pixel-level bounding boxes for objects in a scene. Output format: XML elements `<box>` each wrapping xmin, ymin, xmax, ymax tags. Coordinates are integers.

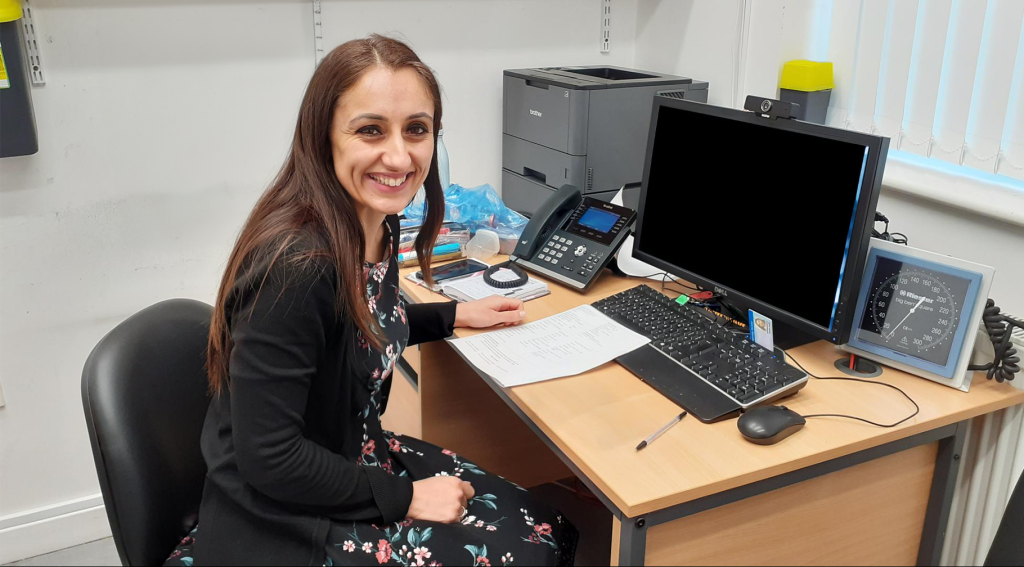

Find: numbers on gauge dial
<box><xmin>871</xmin><ymin>269</ymin><xmax>957</xmax><ymax>351</ymax></box>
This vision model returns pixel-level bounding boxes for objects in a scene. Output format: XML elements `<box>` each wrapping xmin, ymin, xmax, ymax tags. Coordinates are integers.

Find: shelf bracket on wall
<box><xmin>313</xmin><ymin>0</ymin><xmax>325</xmax><ymax>67</ymax></box>
<box><xmin>600</xmin><ymin>0</ymin><xmax>611</xmax><ymax>53</ymax></box>
<box><xmin>21</xmin><ymin>0</ymin><xmax>45</xmax><ymax>85</ymax></box>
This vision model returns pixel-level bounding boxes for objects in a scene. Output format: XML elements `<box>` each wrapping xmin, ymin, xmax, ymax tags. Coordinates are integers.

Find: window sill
<box><xmin>882</xmin><ymin>151</ymin><xmax>1024</xmax><ymax>228</ymax></box>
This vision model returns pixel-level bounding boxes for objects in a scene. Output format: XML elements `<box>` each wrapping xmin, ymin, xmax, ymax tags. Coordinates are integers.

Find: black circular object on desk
<box><xmin>483</xmin><ymin>261</ymin><xmax>529</xmax><ymax>289</ymax></box>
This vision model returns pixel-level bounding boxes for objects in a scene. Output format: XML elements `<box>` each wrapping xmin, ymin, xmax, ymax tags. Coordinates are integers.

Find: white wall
<box><xmin>0</xmin><ymin>0</ymin><xmax>314</xmax><ymax>556</ymax></box>
<box><xmin>633</xmin><ymin>0</ymin><xmax>743</xmax><ymax>108</ymax></box>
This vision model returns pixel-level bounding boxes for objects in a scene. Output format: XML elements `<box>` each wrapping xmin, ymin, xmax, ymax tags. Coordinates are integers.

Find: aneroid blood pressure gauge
<box><xmin>843</xmin><ymin>239</ymin><xmax>995</xmax><ymax>391</ymax></box>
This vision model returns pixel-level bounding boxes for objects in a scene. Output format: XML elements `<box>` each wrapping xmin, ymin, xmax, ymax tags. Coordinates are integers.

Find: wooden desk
<box><xmin>398</xmin><ymin>262</ymin><xmax>1024</xmax><ymax>566</ymax></box>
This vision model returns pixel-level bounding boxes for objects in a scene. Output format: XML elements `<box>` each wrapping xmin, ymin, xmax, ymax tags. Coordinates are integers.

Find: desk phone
<box><xmin>511</xmin><ymin>184</ymin><xmax>636</xmax><ymax>292</ymax></box>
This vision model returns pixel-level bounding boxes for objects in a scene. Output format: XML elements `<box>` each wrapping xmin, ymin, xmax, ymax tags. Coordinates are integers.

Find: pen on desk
<box><xmin>635</xmin><ymin>412</ymin><xmax>688</xmax><ymax>451</ymax></box>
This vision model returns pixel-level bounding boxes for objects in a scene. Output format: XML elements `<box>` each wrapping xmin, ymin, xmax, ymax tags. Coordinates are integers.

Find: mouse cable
<box><xmin>783</xmin><ymin>351</ymin><xmax>921</xmax><ymax>428</ymax></box>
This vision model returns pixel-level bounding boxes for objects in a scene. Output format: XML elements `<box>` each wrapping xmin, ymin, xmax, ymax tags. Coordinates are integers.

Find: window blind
<box><xmin>822</xmin><ymin>0</ymin><xmax>1024</xmax><ymax>181</ymax></box>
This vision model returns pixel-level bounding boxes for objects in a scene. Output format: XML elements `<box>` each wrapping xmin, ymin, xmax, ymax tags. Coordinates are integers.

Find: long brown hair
<box><xmin>206</xmin><ymin>35</ymin><xmax>445</xmax><ymax>395</ymax></box>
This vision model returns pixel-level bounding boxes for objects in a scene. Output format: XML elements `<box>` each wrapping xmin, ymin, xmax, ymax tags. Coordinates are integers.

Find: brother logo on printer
<box><xmin>530</xmin><ymin>109</ymin><xmax>543</xmax><ymax>117</ymax></box>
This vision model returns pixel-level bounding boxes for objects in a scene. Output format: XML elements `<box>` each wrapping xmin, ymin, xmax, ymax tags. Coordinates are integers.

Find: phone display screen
<box><xmin>564</xmin><ymin>199</ymin><xmax>633</xmax><ymax>246</ymax></box>
<box><xmin>577</xmin><ymin>208</ymin><xmax>620</xmax><ymax>233</ymax></box>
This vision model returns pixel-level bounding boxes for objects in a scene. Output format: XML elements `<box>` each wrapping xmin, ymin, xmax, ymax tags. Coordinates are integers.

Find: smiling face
<box><xmin>331</xmin><ymin>66</ymin><xmax>435</xmax><ymax>223</ymax></box>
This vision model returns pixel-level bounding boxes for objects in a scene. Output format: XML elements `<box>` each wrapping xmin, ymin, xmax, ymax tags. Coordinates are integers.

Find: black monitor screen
<box><xmin>634</xmin><ymin>104</ymin><xmax>871</xmax><ymax>332</ymax></box>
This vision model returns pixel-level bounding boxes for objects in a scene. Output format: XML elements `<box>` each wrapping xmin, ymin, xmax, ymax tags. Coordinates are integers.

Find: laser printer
<box><xmin>502</xmin><ymin>66</ymin><xmax>707</xmax><ymax>216</ymax></box>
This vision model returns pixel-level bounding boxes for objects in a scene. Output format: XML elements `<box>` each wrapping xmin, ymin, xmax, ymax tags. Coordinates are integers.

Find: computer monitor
<box><xmin>631</xmin><ymin>97</ymin><xmax>889</xmax><ymax>345</ymax></box>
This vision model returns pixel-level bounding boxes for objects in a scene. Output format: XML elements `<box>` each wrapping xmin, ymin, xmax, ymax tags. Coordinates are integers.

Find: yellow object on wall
<box><xmin>0</xmin><ymin>0</ymin><xmax>22</xmax><ymax>24</ymax></box>
<box><xmin>0</xmin><ymin>43</ymin><xmax>9</xmax><ymax>89</ymax></box>
<box><xmin>780</xmin><ymin>60</ymin><xmax>835</xmax><ymax>92</ymax></box>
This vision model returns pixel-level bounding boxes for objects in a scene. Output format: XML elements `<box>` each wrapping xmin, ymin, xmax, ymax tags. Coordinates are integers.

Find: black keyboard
<box><xmin>593</xmin><ymin>285</ymin><xmax>808</xmax><ymax>415</ymax></box>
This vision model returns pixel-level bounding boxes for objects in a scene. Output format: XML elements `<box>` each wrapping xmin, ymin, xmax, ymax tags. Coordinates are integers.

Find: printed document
<box><xmin>447</xmin><ymin>305</ymin><xmax>650</xmax><ymax>387</ymax></box>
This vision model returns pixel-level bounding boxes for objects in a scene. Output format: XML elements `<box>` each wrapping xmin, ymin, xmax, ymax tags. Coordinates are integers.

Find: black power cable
<box><xmin>872</xmin><ymin>211</ymin><xmax>909</xmax><ymax>245</ymax></box>
<box><xmin>968</xmin><ymin>299</ymin><xmax>1022</xmax><ymax>383</ymax></box>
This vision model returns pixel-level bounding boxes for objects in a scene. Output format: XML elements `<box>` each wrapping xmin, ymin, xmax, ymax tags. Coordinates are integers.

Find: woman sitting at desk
<box><xmin>173</xmin><ymin>35</ymin><xmax>577</xmax><ymax>566</ymax></box>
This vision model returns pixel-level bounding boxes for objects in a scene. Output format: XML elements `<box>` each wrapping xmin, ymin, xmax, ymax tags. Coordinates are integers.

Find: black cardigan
<box><xmin>194</xmin><ymin>217</ymin><xmax>456</xmax><ymax>566</ymax></box>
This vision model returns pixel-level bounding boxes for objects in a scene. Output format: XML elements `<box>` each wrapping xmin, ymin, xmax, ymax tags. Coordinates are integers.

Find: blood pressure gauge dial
<box><xmin>846</xmin><ymin>239</ymin><xmax>992</xmax><ymax>390</ymax></box>
<box><xmin>868</xmin><ymin>265</ymin><xmax>961</xmax><ymax>358</ymax></box>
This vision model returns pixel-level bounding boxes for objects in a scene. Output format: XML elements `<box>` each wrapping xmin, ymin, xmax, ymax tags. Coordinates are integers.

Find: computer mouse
<box><xmin>738</xmin><ymin>405</ymin><xmax>806</xmax><ymax>445</ymax></box>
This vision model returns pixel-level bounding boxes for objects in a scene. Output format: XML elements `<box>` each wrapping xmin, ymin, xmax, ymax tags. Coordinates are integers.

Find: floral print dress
<box><xmin>166</xmin><ymin>230</ymin><xmax>577</xmax><ymax>567</ymax></box>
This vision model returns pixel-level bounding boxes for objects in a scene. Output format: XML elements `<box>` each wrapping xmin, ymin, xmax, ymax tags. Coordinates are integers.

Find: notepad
<box><xmin>440</xmin><ymin>270</ymin><xmax>550</xmax><ymax>303</ymax></box>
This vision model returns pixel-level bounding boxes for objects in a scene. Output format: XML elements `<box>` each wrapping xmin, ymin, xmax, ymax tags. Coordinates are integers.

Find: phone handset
<box><xmin>511</xmin><ymin>184</ymin><xmax>583</xmax><ymax>262</ymax></box>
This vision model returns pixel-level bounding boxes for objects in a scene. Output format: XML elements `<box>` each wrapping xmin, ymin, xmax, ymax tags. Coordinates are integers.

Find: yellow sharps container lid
<box><xmin>0</xmin><ymin>0</ymin><xmax>23</xmax><ymax>23</ymax></box>
<box><xmin>780</xmin><ymin>60</ymin><xmax>835</xmax><ymax>92</ymax></box>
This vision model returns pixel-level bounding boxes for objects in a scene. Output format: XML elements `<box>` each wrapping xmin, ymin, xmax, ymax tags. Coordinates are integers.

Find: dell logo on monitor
<box><xmin>530</xmin><ymin>109</ymin><xmax>543</xmax><ymax>117</ymax></box>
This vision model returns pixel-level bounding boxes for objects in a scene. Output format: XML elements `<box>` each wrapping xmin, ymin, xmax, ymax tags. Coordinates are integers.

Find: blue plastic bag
<box><xmin>402</xmin><ymin>183</ymin><xmax>528</xmax><ymax>241</ymax></box>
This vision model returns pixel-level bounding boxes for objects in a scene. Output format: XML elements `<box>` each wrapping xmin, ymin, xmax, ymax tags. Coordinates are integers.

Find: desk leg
<box><xmin>612</xmin><ymin>516</ymin><xmax>647</xmax><ymax>566</ymax></box>
<box><xmin>917</xmin><ymin>420</ymin><xmax>968</xmax><ymax>566</ymax></box>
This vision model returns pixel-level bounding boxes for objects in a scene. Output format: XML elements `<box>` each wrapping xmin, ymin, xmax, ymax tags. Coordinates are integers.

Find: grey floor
<box><xmin>4</xmin><ymin>538</ymin><xmax>121</xmax><ymax>567</ymax></box>
<box><xmin>3</xmin><ymin>482</ymin><xmax>611</xmax><ymax>566</ymax></box>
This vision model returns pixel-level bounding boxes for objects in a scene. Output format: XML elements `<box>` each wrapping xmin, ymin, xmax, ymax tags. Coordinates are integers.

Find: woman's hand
<box><xmin>407</xmin><ymin>477</ymin><xmax>476</xmax><ymax>523</ymax></box>
<box><xmin>454</xmin><ymin>296</ymin><xmax>527</xmax><ymax>328</ymax></box>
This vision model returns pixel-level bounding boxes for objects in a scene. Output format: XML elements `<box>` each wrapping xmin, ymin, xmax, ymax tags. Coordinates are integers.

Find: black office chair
<box><xmin>81</xmin><ymin>299</ymin><xmax>212</xmax><ymax>566</ymax></box>
<box><xmin>986</xmin><ymin>471</ymin><xmax>1024</xmax><ymax>566</ymax></box>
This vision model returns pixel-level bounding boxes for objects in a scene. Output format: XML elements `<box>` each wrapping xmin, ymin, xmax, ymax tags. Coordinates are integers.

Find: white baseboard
<box><xmin>0</xmin><ymin>495</ymin><xmax>112</xmax><ymax>564</ymax></box>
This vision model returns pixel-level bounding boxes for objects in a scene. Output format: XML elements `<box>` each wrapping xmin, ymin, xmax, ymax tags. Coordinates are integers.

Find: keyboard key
<box><xmin>762</xmin><ymin>382</ymin><xmax>784</xmax><ymax>395</ymax></box>
<box><xmin>738</xmin><ymin>391</ymin><xmax>760</xmax><ymax>403</ymax></box>
<box><xmin>782</xmin><ymin>368</ymin><xmax>805</xmax><ymax>384</ymax></box>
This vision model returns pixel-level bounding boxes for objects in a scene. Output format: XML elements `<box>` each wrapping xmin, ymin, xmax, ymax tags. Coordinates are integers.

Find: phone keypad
<box><xmin>535</xmin><ymin>233</ymin><xmax>612</xmax><ymax>280</ymax></box>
